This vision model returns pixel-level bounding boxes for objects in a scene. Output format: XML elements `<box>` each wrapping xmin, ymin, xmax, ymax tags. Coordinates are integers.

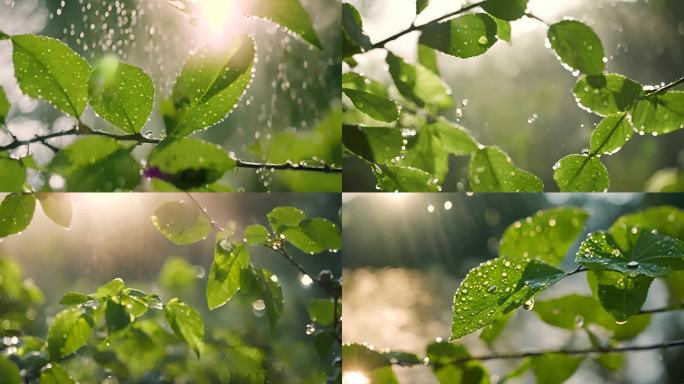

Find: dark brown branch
<box><xmin>367</xmin><ymin>1</ymin><xmax>487</xmax><ymax>51</ymax></box>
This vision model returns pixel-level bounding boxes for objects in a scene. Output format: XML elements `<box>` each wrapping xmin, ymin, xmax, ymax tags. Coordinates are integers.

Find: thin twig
<box><xmin>0</xmin><ymin>124</ymin><xmax>342</xmax><ymax>174</ymax></box>
<box><xmin>366</xmin><ymin>1</ymin><xmax>487</xmax><ymax>51</ymax></box>
<box><xmin>381</xmin><ymin>338</ymin><xmax>684</xmax><ymax>368</ymax></box>
<box><xmin>565</xmin><ymin>266</ymin><xmax>588</xmax><ymax>277</ymax></box>
<box><xmin>638</xmin><ymin>302</ymin><xmax>684</xmax><ymax>315</ymax></box>
<box><xmin>644</xmin><ymin>76</ymin><xmax>684</xmax><ymax>98</ymax></box>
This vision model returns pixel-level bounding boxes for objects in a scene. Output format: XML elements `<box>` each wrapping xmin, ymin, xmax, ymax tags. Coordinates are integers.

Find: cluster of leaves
<box><xmin>341</xmin><ymin>0</ymin><xmax>684</xmax><ymax>192</ymax></box>
<box><xmin>0</xmin><ymin>195</ymin><xmax>343</xmax><ymax>382</ymax></box>
<box><xmin>343</xmin><ymin>205</ymin><xmax>684</xmax><ymax>383</ymax></box>
<box><xmin>0</xmin><ymin>0</ymin><xmax>341</xmax><ymax>192</ymax></box>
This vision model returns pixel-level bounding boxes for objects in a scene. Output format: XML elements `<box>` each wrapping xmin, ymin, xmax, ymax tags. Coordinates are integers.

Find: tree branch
<box><xmin>1</xmin><ymin>124</ymin><xmax>341</xmax><ymax>174</ymax></box>
<box><xmin>644</xmin><ymin>76</ymin><xmax>684</xmax><ymax>98</ymax></box>
<box><xmin>366</xmin><ymin>1</ymin><xmax>487</xmax><ymax>52</ymax></box>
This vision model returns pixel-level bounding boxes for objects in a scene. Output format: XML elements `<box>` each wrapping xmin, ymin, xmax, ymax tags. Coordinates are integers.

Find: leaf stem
<box><xmin>366</xmin><ymin>1</ymin><xmax>487</xmax><ymax>52</ymax></box>
<box><xmin>644</xmin><ymin>75</ymin><xmax>684</xmax><ymax>98</ymax></box>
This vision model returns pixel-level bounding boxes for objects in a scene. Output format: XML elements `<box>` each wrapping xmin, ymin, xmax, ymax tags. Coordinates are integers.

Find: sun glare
<box><xmin>342</xmin><ymin>371</ymin><xmax>370</xmax><ymax>384</ymax></box>
<box><xmin>193</xmin><ymin>0</ymin><xmax>247</xmax><ymax>46</ymax></box>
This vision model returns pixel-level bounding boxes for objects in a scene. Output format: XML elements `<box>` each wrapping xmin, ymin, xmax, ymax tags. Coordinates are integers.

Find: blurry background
<box><xmin>343</xmin><ymin>193</ymin><xmax>684</xmax><ymax>383</ymax></box>
<box><xmin>0</xmin><ymin>0</ymin><xmax>341</xmax><ymax>191</ymax></box>
<box><xmin>0</xmin><ymin>192</ymin><xmax>341</xmax><ymax>382</ymax></box>
<box><xmin>343</xmin><ymin>0</ymin><xmax>684</xmax><ymax>191</ymax></box>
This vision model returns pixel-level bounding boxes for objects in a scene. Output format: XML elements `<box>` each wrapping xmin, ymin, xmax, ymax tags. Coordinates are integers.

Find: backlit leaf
<box><xmin>47</xmin><ymin>307</ymin><xmax>92</xmax><ymax>359</ymax></box>
<box><xmin>419</xmin><ymin>13</ymin><xmax>498</xmax><ymax>58</ymax></box>
<box><xmin>151</xmin><ymin>200</ymin><xmax>213</xmax><ymax>245</ymax></box>
<box><xmin>573</xmin><ymin>74</ymin><xmax>643</xmax><ymax>116</ymax></box>
<box><xmin>553</xmin><ymin>154</ymin><xmax>609</xmax><ymax>192</ymax></box>
<box><xmin>469</xmin><ymin>146</ymin><xmax>543</xmax><ymax>192</ymax></box>
<box><xmin>0</xmin><ymin>193</ymin><xmax>36</xmax><ymax>238</ymax></box>
<box><xmin>630</xmin><ymin>91</ymin><xmax>684</xmax><ymax>135</ymax></box>
<box><xmin>164</xmin><ymin>298</ymin><xmax>204</xmax><ymax>357</ymax></box>
<box><xmin>547</xmin><ymin>20</ymin><xmax>605</xmax><ymax>75</ymax></box>
<box><xmin>242</xmin><ymin>0</ymin><xmax>322</xmax><ymax>49</ymax></box>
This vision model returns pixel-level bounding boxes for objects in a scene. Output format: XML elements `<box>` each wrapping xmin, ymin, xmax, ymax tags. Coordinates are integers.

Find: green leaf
<box><xmin>49</xmin><ymin>137</ymin><xmax>141</xmax><ymax>191</ymax></box>
<box><xmin>0</xmin><ymin>157</ymin><xmax>26</xmax><ymax>192</ymax></box>
<box><xmin>168</xmin><ymin>35</ymin><xmax>255</xmax><ymax>137</ymax></box>
<box><xmin>164</xmin><ymin>298</ymin><xmax>204</xmax><ymax>357</ymax></box>
<box><xmin>547</xmin><ymin>20</ymin><xmax>605</xmax><ymax>75</ymax></box>
<box><xmin>416</xmin><ymin>0</ymin><xmax>430</xmax><ymax>14</ymax></box>
<box><xmin>531</xmin><ymin>354</ymin><xmax>583</xmax><ymax>384</ymax></box>
<box><xmin>595</xmin><ymin>353</ymin><xmax>624</xmax><ymax>371</ymax></box>
<box><xmin>59</xmin><ymin>292</ymin><xmax>92</xmax><ymax>306</ymax></box>
<box><xmin>308</xmin><ymin>299</ymin><xmax>337</xmax><ymax>326</ymax></box>
<box><xmin>243</xmin><ymin>224</ymin><xmax>270</xmax><ymax>245</ymax></box>
<box><xmin>500</xmin><ymin>207</ymin><xmax>589</xmax><ymax>266</ymax></box>
<box><xmin>0</xmin><ymin>193</ymin><xmax>36</xmax><ymax>238</ymax></box>
<box><xmin>342</xmin><ymin>343</ymin><xmax>391</xmax><ymax>372</ymax></box>
<box><xmin>37</xmin><ymin>193</ymin><xmax>72</xmax><ymax>228</ymax></box>
<box><xmin>88</xmin><ymin>57</ymin><xmax>154</xmax><ymax>133</ymax></box>
<box><xmin>610</xmin><ymin>206</ymin><xmax>684</xmax><ymax>247</ymax></box>
<box><xmin>267</xmin><ymin>206</ymin><xmax>306</xmax><ymax>233</ymax></box>
<box><xmin>426</xmin><ymin>342</ymin><xmax>489</xmax><ymax>384</ymax></box>
<box><xmin>418</xmin><ymin>44</ymin><xmax>440</xmax><ymax>74</ymax></box>
<box><xmin>493</xmin><ymin>17</ymin><xmax>512</xmax><ymax>42</ymax></box>
<box><xmin>419</xmin><ymin>13</ymin><xmax>498</xmax><ymax>58</ymax></box>
<box><xmin>148</xmin><ymin>138</ymin><xmax>236</xmax><ymax>190</ymax></box>
<box><xmin>587</xmin><ymin>270</ymin><xmax>653</xmax><ymax>322</ymax></box>
<box><xmin>282</xmin><ymin>218</ymin><xmax>341</xmax><ymax>254</ymax></box>
<box><xmin>553</xmin><ymin>154</ymin><xmax>609</xmax><ymax>192</ymax></box>
<box><xmin>386</xmin><ymin>51</ymin><xmax>453</xmax><ymax>109</ymax></box>
<box><xmin>159</xmin><ymin>256</ymin><xmax>198</xmax><ymax>293</ymax></box>
<box><xmin>342</xmin><ymin>72</ymin><xmax>389</xmax><ymax>97</ymax></box>
<box><xmin>573</xmin><ymin>74</ymin><xmax>644</xmax><ymax>116</ymax></box>
<box><xmin>94</xmin><ymin>278</ymin><xmax>126</xmax><ymax>299</ymax></box>
<box><xmin>151</xmin><ymin>200</ymin><xmax>213</xmax><ymax>245</ymax></box>
<box><xmin>242</xmin><ymin>0</ymin><xmax>322</xmax><ymax>49</ymax></box>
<box><xmin>206</xmin><ymin>239</ymin><xmax>249</xmax><ymax>310</ymax></box>
<box><xmin>482</xmin><ymin>0</ymin><xmax>528</xmax><ymax>21</ymax></box>
<box><xmin>256</xmin><ymin>269</ymin><xmax>285</xmax><ymax>328</ymax></box>
<box><xmin>479</xmin><ymin>312</ymin><xmax>512</xmax><ymax>346</ymax></box>
<box><xmin>47</xmin><ymin>307</ymin><xmax>92</xmax><ymax>359</ymax></box>
<box><xmin>313</xmin><ymin>331</ymin><xmax>335</xmax><ymax>358</ymax></box>
<box><xmin>105</xmin><ymin>299</ymin><xmax>131</xmax><ymax>332</ymax></box>
<box><xmin>373</xmin><ymin>163</ymin><xmax>441</xmax><ymax>192</ymax></box>
<box><xmin>11</xmin><ymin>34</ymin><xmax>90</xmax><ymax>117</ymax></box>
<box><xmin>0</xmin><ymin>356</ymin><xmax>21</xmax><ymax>384</ymax></box>
<box><xmin>469</xmin><ymin>146</ymin><xmax>543</xmax><ymax>192</ymax></box>
<box><xmin>589</xmin><ymin>113</ymin><xmax>633</xmax><ymax>156</ymax></box>
<box><xmin>0</xmin><ymin>86</ymin><xmax>9</xmax><ymax>125</ymax></box>
<box><xmin>343</xmin><ymin>88</ymin><xmax>399</xmax><ymax>122</ymax></box>
<box><xmin>342</xmin><ymin>3</ymin><xmax>372</xmax><ymax>56</ymax></box>
<box><xmin>631</xmin><ymin>91</ymin><xmax>684</xmax><ymax>135</ymax></box>
<box><xmin>343</xmin><ymin>125</ymin><xmax>403</xmax><ymax>163</ymax></box>
<box><xmin>402</xmin><ymin>121</ymin><xmax>477</xmax><ymax>181</ymax></box>
<box><xmin>40</xmin><ymin>363</ymin><xmax>75</xmax><ymax>384</ymax></box>
<box><xmin>578</xmin><ymin>229</ymin><xmax>684</xmax><ymax>277</ymax></box>
<box><xmin>451</xmin><ymin>258</ymin><xmax>565</xmax><ymax>339</ymax></box>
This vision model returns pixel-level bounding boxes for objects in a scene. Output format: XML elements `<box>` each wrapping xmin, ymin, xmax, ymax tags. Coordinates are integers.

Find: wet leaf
<box><xmin>610</xmin><ymin>206</ymin><xmax>684</xmax><ymax>248</ymax></box>
<box><xmin>164</xmin><ymin>298</ymin><xmax>204</xmax><ymax>357</ymax></box>
<box><xmin>479</xmin><ymin>312</ymin><xmax>512</xmax><ymax>346</ymax></box>
<box><xmin>419</xmin><ymin>13</ymin><xmax>498</xmax><ymax>58</ymax></box>
<box><xmin>547</xmin><ymin>20</ymin><xmax>605</xmax><ymax>75</ymax></box>
<box><xmin>587</xmin><ymin>270</ymin><xmax>653</xmax><ymax>322</ymax></box>
<box><xmin>0</xmin><ymin>157</ymin><xmax>26</xmax><ymax>192</ymax></box>
<box><xmin>589</xmin><ymin>113</ymin><xmax>633</xmax><ymax>156</ymax></box>
<box><xmin>426</xmin><ymin>341</ymin><xmax>489</xmax><ymax>384</ymax></box>
<box><xmin>343</xmin><ymin>125</ymin><xmax>403</xmax><ymax>164</ymax></box>
<box><xmin>47</xmin><ymin>307</ymin><xmax>92</xmax><ymax>359</ymax></box>
<box><xmin>631</xmin><ymin>91</ymin><xmax>684</xmax><ymax>135</ymax></box>
<box><xmin>342</xmin><ymin>72</ymin><xmax>389</xmax><ymax>97</ymax></box>
<box><xmin>206</xmin><ymin>239</ymin><xmax>250</xmax><ymax>310</ymax></box>
<box><xmin>254</xmin><ymin>269</ymin><xmax>284</xmax><ymax>328</ymax></box>
<box><xmin>500</xmin><ymin>207</ymin><xmax>589</xmax><ymax>266</ymax></box>
<box><xmin>532</xmin><ymin>354</ymin><xmax>583</xmax><ymax>384</ymax></box>
<box><xmin>89</xmin><ymin>57</ymin><xmax>154</xmax><ymax>134</ymax></box>
<box><xmin>59</xmin><ymin>292</ymin><xmax>92</xmax><ymax>306</ymax></box>
<box><xmin>493</xmin><ymin>17</ymin><xmax>511</xmax><ymax>42</ymax></box>
<box><xmin>148</xmin><ymin>138</ymin><xmax>236</xmax><ymax>190</ymax></box>
<box><xmin>267</xmin><ymin>206</ymin><xmax>306</xmax><ymax>233</ymax></box>
<box><xmin>49</xmin><ymin>137</ymin><xmax>141</xmax><ymax>192</ymax></box>
<box><xmin>40</xmin><ymin>363</ymin><xmax>76</xmax><ymax>384</ymax></box>
<box><xmin>553</xmin><ymin>154</ymin><xmax>609</xmax><ymax>192</ymax></box>
<box><xmin>343</xmin><ymin>88</ymin><xmax>399</xmax><ymax>122</ymax></box>
<box><xmin>168</xmin><ymin>35</ymin><xmax>255</xmax><ymax>137</ymax></box>
<box><xmin>151</xmin><ymin>200</ymin><xmax>213</xmax><ymax>245</ymax></box>
<box><xmin>482</xmin><ymin>0</ymin><xmax>528</xmax><ymax>21</ymax></box>
<box><xmin>105</xmin><ymin>299</ymin><xmax>132</xmax><ymax>332</ymax></box>
<box><xmin>282</xmin><ymin>218</ymin><xmax>341</xmax><ymax>254</ymax></box>
<box><xmin>342</xmin><ymin>3</ymin><xmax>372</xmax><ymax>56</ymax></box>
<box><xmin>373</xmin><ymin>163</ymin><xmax>441</xmax><ymax>192</ymax></box>
<box><xmin>469</xmin><ymin>146</ymin><xmax>543</xmax><ymax>192</ymax></box>
<box><xmin>37</xmin><ymin>193</ymin><xmax>72</xmax><ymax>228</ymax></box>
<box><xmin>342</xmin><ymin>343</ymin><xmax>391</xmax><ymax>372</ymax></box>
<box><xmin>11</xmin><ymin>35</ymin><xmax>91</xmax><ymax>117</ymax></box>
<box><xmin>0</xmin><ymin>193</ymin><xmax>36</xmax><ymax>238</ymax></box>
<box><xmin>418</xmin><ymin>44</ymin><xmax>440</xmax><ymax>74</ymax></box>
<box><xmin>0</xmin><ymin>86</ymin><xmax>9</xmax><ymax>125</ymax></box>
<box><xmin>573</xmin><ymin>74</ymin><xmax>643</xmax><ymax>116</ymax></box>
<box><xmin>416</xmin><ymin>0</ymin><xmax>430</xmax><ymax>14</ymax></box>
<box><xmin>451</xmin><ymin>258</ymin><xmax>565</xmax><ymax>339</ymax></box>
<box><xmin>242</xmin><ymin>0</ymin><xmax>322</xmax><ymax>49</ymax></box>
<box><xmin>386</xmin><ymin>51</ymin><xmax>453</xmax><ymax>109</ymax></box>
<box><xmin>576</xmin><ymin>229</ymin><xmax>684</xmax><ymax>277</ymax></box>
<box><xmin>243</xmin><ymin>224</ymin><xmax>270</xmax><ymax>245</ymax></box>
<box><xmin>308</xmin><ymin>299</ymin><xmax>337</xmax><ymax>326</ymax></box>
